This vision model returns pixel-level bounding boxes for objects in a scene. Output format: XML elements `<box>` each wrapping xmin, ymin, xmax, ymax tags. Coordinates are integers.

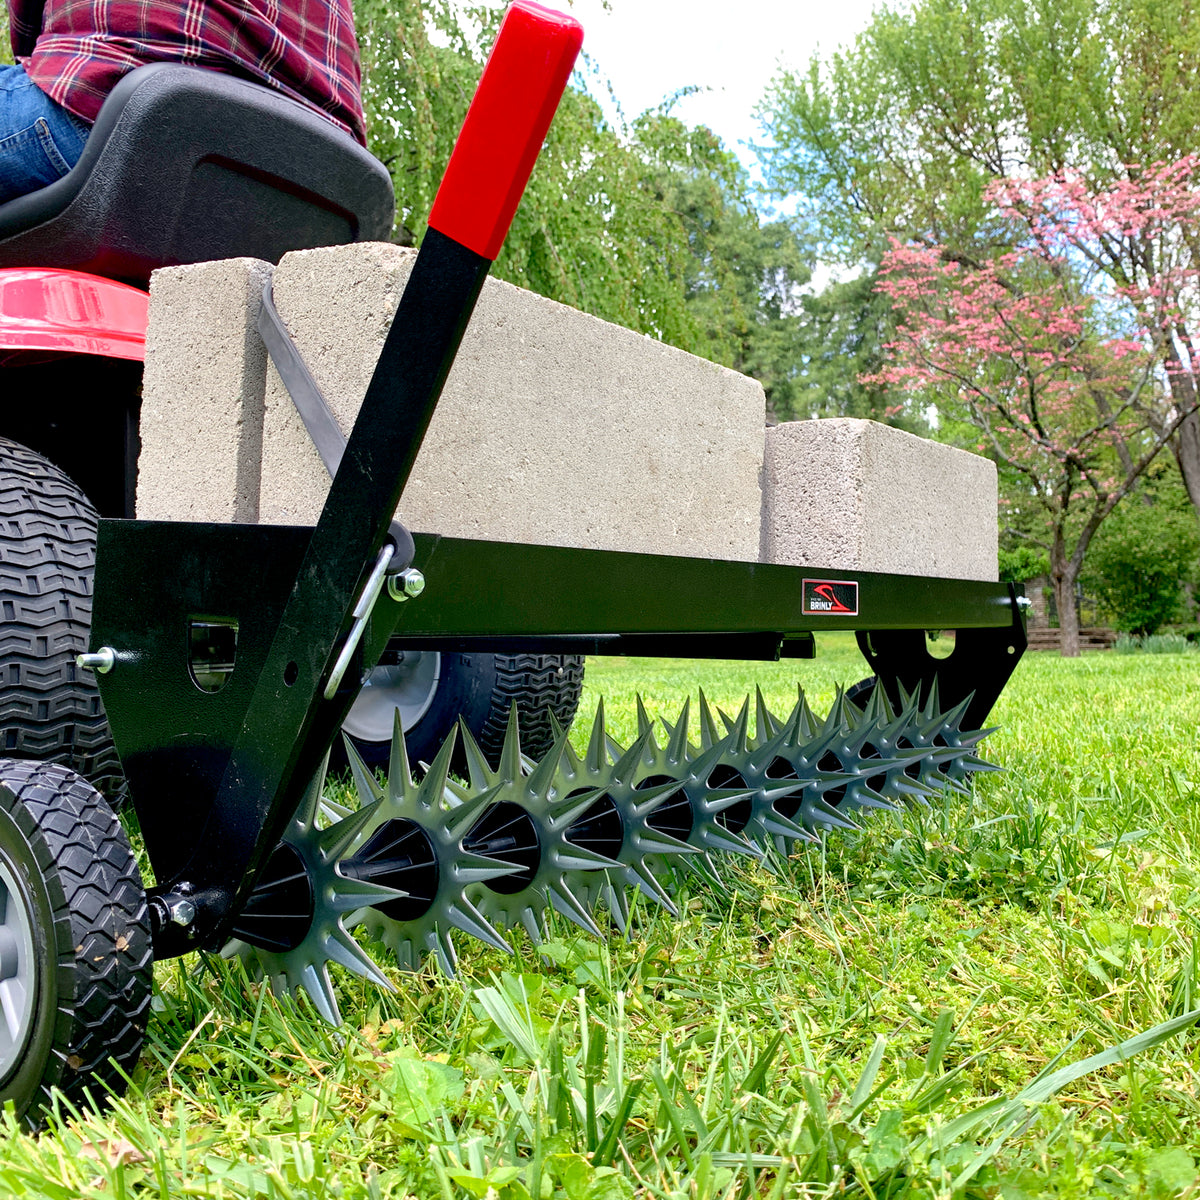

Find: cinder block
<box><xmin>137</xmin><ymin>257</ymin><xmax>273</xmax><ymax>522</ymax></box>
<box><xmin>258</xmin><ymin>243</ymin><xmax>766</xmax><ymax>561</ymax></box>
<box><xmin>136</xmin><ymin>251</ymin><xmax>997</xmax><ymax>584</ymax></box>
<box><xmin>761</xmin><ymin>418</ymin><xmax>998</xmax><ymax>581</ymax></box>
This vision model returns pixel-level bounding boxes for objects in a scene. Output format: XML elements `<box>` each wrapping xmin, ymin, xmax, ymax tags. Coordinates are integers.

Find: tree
<box><xmin>1083</xmin><ymin>462</ymin><xmax>1200</xmax><ymax>635</ymax></box>
<box><xmin>757</xmin><ymin>0</ymin><xmax>1200</xmax><ymax>522</ymax></box>
<box><xmin>355</xmin><ymin>0</ymin><xmax>819</xmax><ymax>394</ymax></box>
<box><xmin>630</xmin><ymin>109</ymin><xmax>811</xmax><ymax>417</ymax></box>
<box><xmin>867</xmin><ymin>166</ymin><xmax>1200</xmax><ymax>655</ymax></box>
<box><xmin>774</xmin><ymin>262</ymin><xmax>931</xmax><ymax>432</ymax></box>
<box><xmin>355</xmin><ymin>0</ymin><xmax>702</xmax><ymax>348</ymax></box>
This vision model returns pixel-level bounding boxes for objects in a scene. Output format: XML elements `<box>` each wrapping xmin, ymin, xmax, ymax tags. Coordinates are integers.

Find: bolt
<box><xmin>387</xmin><ymin>568</ymin><xmax>425</xmax><ymax>602</ymax></box>
<box><xmin>167</xmin><ymin>898</ymin><xmax>196</xmax><ymax>928</ymax></box>
<box><xmin>76</xmin><ymin>646</ymin><xmax>116</xmax><ymax>674</ymax></box>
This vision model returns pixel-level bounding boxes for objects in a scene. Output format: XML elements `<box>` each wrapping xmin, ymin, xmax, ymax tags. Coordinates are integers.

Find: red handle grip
<box><xmin>426</xmin><ymin>1</ymin><xmax>583</xmax><ymax>260</ymax></box>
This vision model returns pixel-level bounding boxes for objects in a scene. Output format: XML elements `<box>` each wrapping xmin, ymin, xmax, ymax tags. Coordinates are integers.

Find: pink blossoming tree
<box><xmin>867</xmin><ymin>161</ymin><xmax>1200</xmax><ymax>655</ymax></box>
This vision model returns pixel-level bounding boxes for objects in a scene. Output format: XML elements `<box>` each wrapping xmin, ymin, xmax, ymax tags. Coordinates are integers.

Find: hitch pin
<box><xmin>323</xmin><ymin>542</ymin><xmax>396</xmax><ymax>701</ymax></box>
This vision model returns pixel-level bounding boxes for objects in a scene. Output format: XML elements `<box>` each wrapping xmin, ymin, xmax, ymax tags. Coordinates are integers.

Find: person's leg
<box><xmin>0</xmin><ymin>65</ymin><xmax>91</xmax><ymax>205</ymax></box>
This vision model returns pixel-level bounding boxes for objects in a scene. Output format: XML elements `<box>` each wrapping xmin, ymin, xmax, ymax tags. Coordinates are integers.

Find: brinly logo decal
<box><xmin>802</xmin><ymin>579</ymin><xmax>859</xmax><ymax>616</ymax></box>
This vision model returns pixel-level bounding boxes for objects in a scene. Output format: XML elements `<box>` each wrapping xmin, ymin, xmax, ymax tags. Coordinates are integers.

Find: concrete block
<box><xmin>258</xmin><ymin>243</ymin><xmax>766</xmax><ymax>561</ymax></box>
<box><xmin>137</xmin><ymin>257</ymin><xmax>273</xmax><ymax>523</ymax></box>
<box><xmin>761</xmin><ymin>418</ymin><xmax>998</xmax><ymax>581</ymax></box>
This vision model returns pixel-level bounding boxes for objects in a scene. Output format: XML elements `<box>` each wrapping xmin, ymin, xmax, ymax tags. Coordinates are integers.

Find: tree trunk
<box><xmin>1050</xmin><ymin>536</ymin><xmax>1081</xmax><ymax>657</ymax></box>
<box><xmin>1173</xmin><ymin>407</ymin><xmax>1200</xmax><ymax>525</ymax></box>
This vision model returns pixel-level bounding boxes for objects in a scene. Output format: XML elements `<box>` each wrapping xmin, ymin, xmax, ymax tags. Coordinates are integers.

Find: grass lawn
<box><xmin>3</xmin><ymin>636</ymin><xmax>1200</xmax><ymax>1198</ymax></box>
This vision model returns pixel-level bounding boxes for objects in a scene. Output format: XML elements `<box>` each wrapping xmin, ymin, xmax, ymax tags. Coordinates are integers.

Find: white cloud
<box><xmin>563</xmin><ymin>0</ymin><xmax>879</xmax><ymax>160</ymax></box>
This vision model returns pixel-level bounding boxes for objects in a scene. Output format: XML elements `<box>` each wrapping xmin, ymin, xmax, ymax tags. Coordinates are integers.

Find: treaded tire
<box><xmin>0</xmin><ymin>438</ymin><xmax>123</xmax><ymax>802</ymax></box>
<box><xmin>474</xmin><ymin>653</ymin><xmax>586</xmax><ymax>764</ymax></box>
<box><xmin>0</xmin><ymin>759</ymin><xmax>152</xmax><ymax>1125</ymax></box>
<box><xmin>846</xmin><ymin>676</ymin><xmax>877</xmax><ymax>708</ymax></box>
<box><xmin>346</xmin><ymin>651</ymin><xmax>585</xmax><ymax>770</ymax></box>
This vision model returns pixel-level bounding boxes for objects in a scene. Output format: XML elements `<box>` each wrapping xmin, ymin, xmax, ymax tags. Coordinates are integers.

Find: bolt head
<box><xmin>168</xmin><ymin>899</ymin><xmax>196</xmax><ymax>927</ymax></box>
<box><xmin>388</xmin><ymin>568</ymin><xmax>426</xmax><ymax>602</ymax></box>
<box><xmin>76</xmin><ymin>646</ymin><xmax>116</xmax><ymax>674</ymax></box>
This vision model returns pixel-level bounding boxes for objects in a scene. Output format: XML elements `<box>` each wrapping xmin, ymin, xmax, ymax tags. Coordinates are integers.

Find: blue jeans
<box><xmin>0</xmin><ymin>65</ymin><xmax>91</xmax><ymax>206</ymax></box>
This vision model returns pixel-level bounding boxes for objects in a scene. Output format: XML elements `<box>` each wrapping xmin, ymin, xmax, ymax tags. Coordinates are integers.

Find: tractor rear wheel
<box><xmin>0</xmin><ymin>439</ymin><xmax>123</xmax><ymax>803</ymax></box>
<box><xmin>342</xmin><ymin>649</ymin><xmax>585</xmax><ymax>769</ymax></box>
<box><xmin>0</xmin><ymin>759</ymin><xmax>152</xmax><ymax>1124</ymax></box>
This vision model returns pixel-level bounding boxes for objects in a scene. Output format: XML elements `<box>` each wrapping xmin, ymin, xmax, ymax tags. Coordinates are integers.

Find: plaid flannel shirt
<box><xmin>6</xmin><ymin>0</ymin><xmax>366</xmax><ymax>143</ymax></box>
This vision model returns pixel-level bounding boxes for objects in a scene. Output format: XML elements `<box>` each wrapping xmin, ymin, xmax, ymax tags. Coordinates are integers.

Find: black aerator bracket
<box><xmin>855</xmin><ymin>582</ymin><xmax>1028</xmax><ymax>731</ymax></box>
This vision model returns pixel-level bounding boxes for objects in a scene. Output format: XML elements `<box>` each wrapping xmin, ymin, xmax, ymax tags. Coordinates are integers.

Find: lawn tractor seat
<box><xmin>0</xmin><ymin>65</ymin><xmax>395</xmax><ymax>286</ymax></box>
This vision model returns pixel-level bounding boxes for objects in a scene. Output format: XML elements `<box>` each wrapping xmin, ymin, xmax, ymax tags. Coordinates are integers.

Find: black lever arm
<box><xmin>150</xmin><ymin>1</ymin><xmax>584</xmax><ymax>954</ymax></box>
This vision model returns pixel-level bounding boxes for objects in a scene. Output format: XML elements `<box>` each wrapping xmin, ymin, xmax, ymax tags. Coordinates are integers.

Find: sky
<box><xmin>562</xmin><ymin>0</ymin><xmax>881</xmax><ymax>165</ymax></box>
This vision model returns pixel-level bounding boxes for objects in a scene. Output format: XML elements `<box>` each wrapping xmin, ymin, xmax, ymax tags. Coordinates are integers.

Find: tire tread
<box><xmin>0</xmin><ymin>759</ymin><xmax>151</xmax><ymax>1117</ymax></box>
<box><xmin>476</xmin><ymin>653</ymin><xmax>585</xmax><ymax>762</ymax></box>
<box><xmin>0</xmin><ymin>439</ymin><xmax>122</xmax><ymax>799</ymax></box>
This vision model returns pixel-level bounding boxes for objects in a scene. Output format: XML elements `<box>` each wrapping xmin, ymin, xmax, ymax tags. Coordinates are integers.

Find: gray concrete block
<box><xmin>761</xmin><ymin>418</ymin><xmax>998</xmax><ymax>581</ymax></box>
<box><xmin>258</xmin><ymin>243</ymin><xmax>766</xmax><ymax>561</ymax></box>
<box><xmin>137</xmin><ymin>257</ymin><xmax>274</xmax><ymax>523</ymax></box>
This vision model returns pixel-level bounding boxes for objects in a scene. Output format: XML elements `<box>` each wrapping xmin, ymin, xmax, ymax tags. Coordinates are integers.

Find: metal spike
<box><xmin>459</xmin><ymin>719</ymin><xmax>499</xmax><ymax>792</ymax></box>
<box><xmin>326</xmin><ymin>926</ymin><xmax>395</xmax><ymax>991</ymax></box>
<box><xmin>726</xmin><ymin>698</ymin><xmax>750</xmax><ymax>757</ymax></box>
<box><xmin>518</xmin><ymin>905</ymin><xmax>543</xmax><ymax>945</ymax></box>
<box><xmin>418</xmin><ymin>722</ymin><xmax>459</xmax><ymax>810</ymax></box>
<box><xmin>630</xmin><ymin>859</ymin><xmax>678</xmax><ymax>915</ymax></box>
<box><xmin>293</xmin><ymin>748</ymin><xmax>330</xmax><ymax>830</ymax></box>
<box><xmin>666</xmin><ymin>696</ymin><xmax>691</xmax><ymax>762</ymax></box>
<box><xmin>345</xmin><ymin>737</ymin><xmax>385</xmax><ymax>806</ymax></box>
<box><xmin>636</xmin><ymin>695</ymin><xmax>653</xmax><ymax>738</ymax></box>
<box><xmin>754</xmin><ymin>687</ymin><xmax>781</xmax><ymax>744</ymax></box>
<box><xmin>317</xmin><ymin>797</ymin><xmax>384</xmax><ymax>862</ymax></box>
<box><xmin>433</xmin><ymin>928</ymin><xmax>459</xmax><ymax>975</ymax></box>
<box><xmin>498</xmin><ymin>704</ymin><xmax>524</xmax><ymax>784</ymax></box>
<box><xmin>448</xmin><ymin>898</ymin><xmax>512</xmax><ymax>956</ymax></box>
<box><xmin>698</xmin><ymin>689</ymin><xmax>721</xmax><ymax>750</ymax></box>
<box><xmin>298</xmin><ymin>963</ymin><xmax>341</xmax><ymax>1026</ymax></box>
<box><xmin>549</xmin><ymin>881</ymin><xmax>604</xmax><ymax>937</ymax></box>
<box><xmin>603</xmin><ymin>876</ymin><xmax>631</xmax><ymax>934</ymax></box>
<box><xmin>586</xmin><ymin>699</ymin><xmax>609</xmax><ymax>775</ymax></box>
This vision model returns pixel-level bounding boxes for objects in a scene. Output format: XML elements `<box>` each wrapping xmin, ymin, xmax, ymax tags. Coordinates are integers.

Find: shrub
<box><xmin>1113</xmin><ymin>632</ymin><xmax>1196</xmax><ymax>654</ymax></box>
<box><xmin>1083</xmin><ymin>475</ymin><xmax>1199</xmax><ymax>636</ymax></box>
<box><xmin>999</xmin><ymin>545</ymin><xmax>1050</xmax><ymax>583</ymax></box>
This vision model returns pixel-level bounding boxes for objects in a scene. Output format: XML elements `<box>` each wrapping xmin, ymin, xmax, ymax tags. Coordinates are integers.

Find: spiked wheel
<box><xmin>225</xmin><ymin>679</ymin><xmax>999</xmax><ymax>1018</ymax></box>
<box><xmin>547</xmin><ymin>702</ymin><xmax>696</xmax><ymax>933</ymax></box>
<box><xmin>454</xmin><ymin>712</ymin><xmax>618</xmax><ymax>943</ymax></box>
<box><xmin>0</xmin><ymin>759</ymin><xmax>151</xmax><ymax>1124</ymax></box>
<box><xmin>222</xmin><ymin>751</ymin><xmax>402</xmax><ymax>1025</ymax></box>
<box><xmin>340</xmin><ymin>721</ymin><xmax>517</xmax><ymax>974</ymax></box>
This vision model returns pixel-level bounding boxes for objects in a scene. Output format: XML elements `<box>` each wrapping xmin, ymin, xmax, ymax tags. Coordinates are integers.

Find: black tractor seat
<box><xmin>0</xmin><ymin>65</ymin><xmax>395</xmax><ymax>286</ymax></box>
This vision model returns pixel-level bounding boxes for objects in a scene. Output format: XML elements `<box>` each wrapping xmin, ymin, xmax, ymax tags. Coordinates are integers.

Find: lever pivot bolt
<box><xmin>388</xmin><ymin>568</ymin><xmax>426</xmax><ymax>602</ymax></box>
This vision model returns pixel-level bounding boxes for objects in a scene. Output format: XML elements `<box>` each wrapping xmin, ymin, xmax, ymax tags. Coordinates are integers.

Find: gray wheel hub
<box><xmin>342</xmin><ymin>652</ymin><xmax>442</xmax><ymax>744</ymax></box>
<box><xmin>0</xmin><ymin>856</ymin><xmax>37</xmax><ymax>1081</ymax></box>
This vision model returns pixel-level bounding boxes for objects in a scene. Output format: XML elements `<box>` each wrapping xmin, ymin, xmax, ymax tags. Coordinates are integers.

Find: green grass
<box><xmin>4</xmin><ymin>636</ymin><xmax>1200</xmax><ymax>1198</ymax></box>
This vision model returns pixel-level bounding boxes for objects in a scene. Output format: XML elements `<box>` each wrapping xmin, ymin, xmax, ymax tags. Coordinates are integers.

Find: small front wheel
<box><xmin>0</xmin><ymin>760</ymin><xmax>152</xmax><ymax>1124</ymax></box>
